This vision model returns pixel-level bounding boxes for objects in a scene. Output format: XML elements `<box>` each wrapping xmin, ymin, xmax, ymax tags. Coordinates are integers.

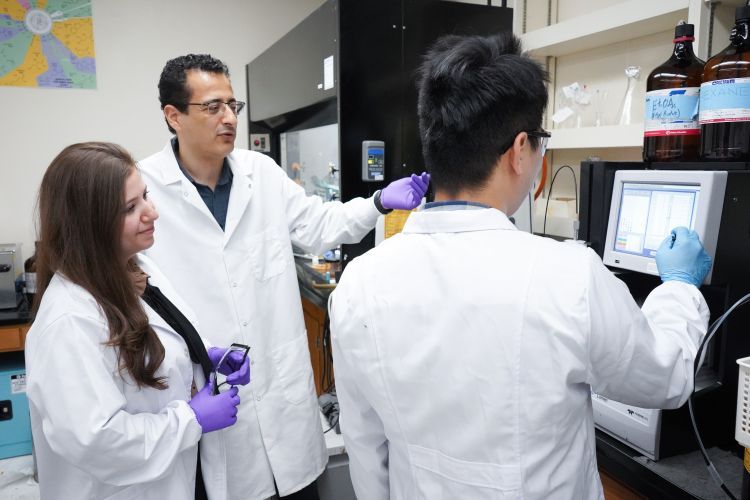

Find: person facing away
<box><xmin>137</xmin><ymin>54</ymin><xmax>429</xmax><ymax>499</ymax></box>
<box><xmin>25</xmin><ymin>142</ymin><xmax>251</xmax><ymax>500</ymax></box>
<box><xmin>328</xmin><ymin>32</ymin><xmax>712</xmax><ymax>500</ymax></box>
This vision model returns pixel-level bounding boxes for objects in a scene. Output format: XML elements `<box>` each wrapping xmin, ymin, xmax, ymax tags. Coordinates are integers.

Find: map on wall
<box><xmin>0</xmin><ymin>0</ymin><xmax>96</xmax><ymax>89</ymax></box>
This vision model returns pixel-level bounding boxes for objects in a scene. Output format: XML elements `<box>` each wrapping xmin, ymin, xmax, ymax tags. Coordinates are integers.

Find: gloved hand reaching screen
<box><xmin>379</xmin><ymin>172</ymin><xmax>431</xmax><ymax>210</ymax></box>
<box><xmin>655</xmin><ymin>226</ymin><xmax>712</xmax><ymax>287</ymax></box>
<box><xmin>208</xmin><ymin>346</ymin><xmax>250</xmax><ymax>386</ymax></box>
<box><xmin>189</xmin><ymin>375</ymin><xmax>241</xmax><ymax>433</ymax></box>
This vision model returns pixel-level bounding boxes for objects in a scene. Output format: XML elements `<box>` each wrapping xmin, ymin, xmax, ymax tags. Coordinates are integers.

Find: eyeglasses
<box><xmin>500</xmin><ymin>129</ymin><xmax>552</xmax><ymax>156</ymax></box>
<box><xmin>213</xmin><ymin>342</ymin><xmax>250</xmax><ymax>394</ymax></box>
<box><xmin>526</xmin><ymin>129</ymin><xmax>551</xmax><ymax>156</ymax></box>
<box><xmin>187</xmin><ymin>99</ymin><xmax>246</xmax><ymax>116</ymax></box>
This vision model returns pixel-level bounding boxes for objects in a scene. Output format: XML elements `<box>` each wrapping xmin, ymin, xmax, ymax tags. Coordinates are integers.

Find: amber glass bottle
<box><xmin>24</xmin><ymin>242</ymin><xmax>37</xmax><ymax>308</ymax></box>
<box><xmin>699</xmin><ymin>3</ymin><xmax>750</xmax><ymax>161</ymax></box>
<box><xmin>644</xmin><ymin>22</ymin><xmax>705</xmax><ymax>161</ymax></box>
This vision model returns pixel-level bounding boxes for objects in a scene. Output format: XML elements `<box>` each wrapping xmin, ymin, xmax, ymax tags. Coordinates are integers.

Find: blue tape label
<box><xmin>644</xmin><ymin>88</ymin><xmax>700</xmax><ymax>136</ymax></box>
<box><xmin>699</xmin><ymin>77</ymin><xmax>750</xmax><ymax>124</ymax></box>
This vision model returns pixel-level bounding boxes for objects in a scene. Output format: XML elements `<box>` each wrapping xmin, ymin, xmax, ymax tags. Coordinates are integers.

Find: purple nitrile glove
<box><xmin>208</xmin><ymin>346</ymin><xmax>251</xmax><ymax>385</ymax></box>
<box><xmin>380</xmin><ymin>172</ymin><xmax>431</xmax><ymax>210</ymax></box>
<box><xmin>188</xmin><ymin>374</ymin><xmax>241</xmax><ymax>433</ymax></box>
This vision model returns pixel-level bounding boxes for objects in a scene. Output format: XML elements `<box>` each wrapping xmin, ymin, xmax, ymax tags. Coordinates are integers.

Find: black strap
<box><xmin>195</xmin><ymin>446</ymin><xmax>208</xmax><ymax>500</ymax></box>
<box><xmin>373</xmin><ymin>190</ymin><xmax>393</xmax><ymax>214</ymax></box>
<box><xmin>141</xmin><ymin>282</ymin><xmax>212</xmax><ymax>381</ymax></box>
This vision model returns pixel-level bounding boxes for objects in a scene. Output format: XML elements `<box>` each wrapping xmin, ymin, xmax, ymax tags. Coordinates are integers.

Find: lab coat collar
<box><xmin>144</xmin><ymin>141</ymin><xmax>253</xmax><ymax>244</ymax></box>
<box><xmin>145</xmin><ymin>141</ymin><xmax>184</xmax><ymax>185</ymax></box>
<box><xmin>223</xmin><ymin>152</ymin><xmax>253</xmax><ymax>242</ymax></box>
<box><xmin>227</xmin><ymin>150</ymin><xmax>253</xmax><ymax>179</ymax></box>
<box><xmin>146</xmin><ymin>140</ymin><xmax>254</xmax><ymax>185</ymax></box>
<box><xmin>402</xmin><ymin>207</ymin><xmax>518</xmax><ymax>234</ymax></box>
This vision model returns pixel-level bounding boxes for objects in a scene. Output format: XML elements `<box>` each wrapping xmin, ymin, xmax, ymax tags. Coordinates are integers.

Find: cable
<box><xmin>321</xmin><ymin>311</ymin><xmax>335</xmax><ymax>394</ymax></box>
<box><xmin>694</xmin><ymin>293</ymin><xmax>750</xmax><ymax>375</ymax></box>
<box><xmin>318</xmin><ymin>310</ymin><xmax>339</xmax><ymax>433</ymax></box>
<box><xmin>527</xmin><ymin>191</ymin><xmax>533</xmax><ymax>233</ymax></box>
<box><xmin>542</xmin><ymin>165</ymin><xmax>578</xmax><ymax>237</ymax></box>
<box><xmin>688</xmin><ymin>292</ymin><xmax>750</xmax><ymax>499</ymax></box>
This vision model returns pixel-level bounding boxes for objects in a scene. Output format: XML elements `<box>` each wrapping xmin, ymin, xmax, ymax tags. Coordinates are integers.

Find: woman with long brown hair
<box><xmin>25</xmin><ymin>142</ymin><xmax>250</xmax><ymax>500</ymax></box>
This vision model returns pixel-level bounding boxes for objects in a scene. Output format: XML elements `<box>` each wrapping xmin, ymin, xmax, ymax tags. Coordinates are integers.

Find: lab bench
<box><xmin>295</xmin><ymin>256</ymin><xmax>340</xmax><ymax>396</ymax></box>
<box><xmin>596</xmin><ymin>430</ymin><xmax>743</xmax><ymax>499</ymax></box>
<box><xmin>295</xmin><ymin>256</ymin><xmax>339</xmax><ymax>309</ymax></box>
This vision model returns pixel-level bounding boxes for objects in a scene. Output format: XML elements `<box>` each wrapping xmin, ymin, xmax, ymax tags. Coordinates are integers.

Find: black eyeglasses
<box><xmin>526</xmin><ymin>129</ymin><xmax>551</xmax><ymax>156</ymax></box>
<box><xmin>187</xmin><ymin>99</ymin><xmax>246</xmax><ymax>116</ymax></box>
<box><xmin>212</xmin><ymin>343</ymin><xmax>250</xmax><ymax>394</ymax></box>
<box><xmin>500</xmin><ymin>129</ymin><xmax>552</xmax><ymax>156</ymax></box>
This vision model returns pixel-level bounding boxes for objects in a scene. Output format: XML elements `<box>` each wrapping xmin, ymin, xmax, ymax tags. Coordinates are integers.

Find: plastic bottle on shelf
<box><xmin>699</xmin><ymin>2</ymin><xmax>750</xmax><ymax>161</ymax></box>
<box><xmin>643</xmin><ymin>21</ymin><xmax>704</xmax><ymax>162</ymax></box>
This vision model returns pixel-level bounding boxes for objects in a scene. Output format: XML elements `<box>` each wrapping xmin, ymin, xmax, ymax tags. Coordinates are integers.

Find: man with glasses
<box><xmin>138</xmin><ymin>54</ymin><xmax>429</xmax><ymax>500</ymax></box>
<box><xmin>328</xmin><ymin>33</ymin><xmax>712</xmax><ymax>499</ymax></box>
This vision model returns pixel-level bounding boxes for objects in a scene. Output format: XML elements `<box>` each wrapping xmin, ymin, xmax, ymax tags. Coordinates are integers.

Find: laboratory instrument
<box><xmin>580</xmin><ymin>163</ymin><xmax>750</xmax><ymax>460</ymax></box>
<box><xmin>0</xmin><ymin>244</ymin><xmax>22</xmax><ymax>310</ymax></box>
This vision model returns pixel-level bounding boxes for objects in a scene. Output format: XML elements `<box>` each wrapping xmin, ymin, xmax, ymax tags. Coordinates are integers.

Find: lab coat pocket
<box><xmin>246</xmin><ymin>228</ymin><xmax>289</xmax><ymax>282</ymax></box>
<box><xmin>408</xmin><ymin>444</ymin><xmax>522</xmax><ymax>500</ymax></box>
<box><xmin>271</xmin><ymin>335</ymin><xmax>315</xmax><ymax>405</ymax></box>
<box><xmin>102</xmin><ymin>483</ymin><xmax>147</xmax><ymax>500</ymax></box>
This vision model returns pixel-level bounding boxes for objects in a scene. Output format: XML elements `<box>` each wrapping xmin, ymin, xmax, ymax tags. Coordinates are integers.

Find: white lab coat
<box><xmin>25</xmin><ymin>254</ymin><xmax>231</xmax><ymax>500</ymax></box>
<box><xmin>138</xmin><ymin>142</ymin><xmax>381</xmax><ymax>498</ymax></box>
<box><xmin>328</xmin><ymin>207</ymin><xmax>709</xmax><ymax>500</ymax></box>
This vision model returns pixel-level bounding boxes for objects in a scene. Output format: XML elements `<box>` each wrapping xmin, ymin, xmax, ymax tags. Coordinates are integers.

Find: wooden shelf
<box><xmin>520</xmin><ymin>0</ymin><xmax>689</xmax><ymax>57</ymax></box>
<box><xmin>548</xmin><ymin>124</ymin><xmax>644</xmax><ymax>150</ymax></box>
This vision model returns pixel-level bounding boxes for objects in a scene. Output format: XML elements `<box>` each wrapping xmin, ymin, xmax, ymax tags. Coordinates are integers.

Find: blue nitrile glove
<box><xmin>208</xmin><ymin>347</ymin><xmax>250</xmax><ymax>385</ymax></box>
<box><xmin>655</xmin><ymin>226</ymin><xmax>712</xmax><ymax>287</ymax></box>
<box><xmin>188</xmin><ymin>375</ymin><xmax>240</xmax><ymax>433</ymax></box>
<box><xmin>379</xmin><ymin>172</ymin><xmax>431</xmax><ymax>210</ymax></box>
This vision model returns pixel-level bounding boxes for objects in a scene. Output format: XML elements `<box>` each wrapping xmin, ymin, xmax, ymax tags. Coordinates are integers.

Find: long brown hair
<box><xmin>35</xmin><ymin>142</ymin><xmax>167</xmax><ymax>389</ymax></box>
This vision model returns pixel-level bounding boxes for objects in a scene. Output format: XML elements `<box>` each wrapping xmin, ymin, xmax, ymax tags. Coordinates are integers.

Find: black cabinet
<box><xmin>246</xmin><ymin>0</ymin><xmax>512</xmax><ymax>265</ymax></box>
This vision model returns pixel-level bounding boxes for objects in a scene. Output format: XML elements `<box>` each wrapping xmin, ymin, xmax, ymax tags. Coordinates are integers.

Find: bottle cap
<box><xmin>674</xmin><ymin>21</ymin><xmax>694</xmax><ymax>38</ymax></box>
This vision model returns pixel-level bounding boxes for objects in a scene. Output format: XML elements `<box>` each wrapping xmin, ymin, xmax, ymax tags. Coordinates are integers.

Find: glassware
<box><xmin>591</xmin><ymin>89</ymin><xmax>608</xmax><ymax>127</ymax></box>
<box><xmin>643</xmin><ymin>22</ymin><xmax>704</xmax><ymax>161</ymax></box>
<box><xmin>699</xmin><ymin>4</ymin><xmax>750</xmax><ymax>161</ymax></box>
<box><xmin>617</xmin><ymin>66</ymin><xmax>641</xmax><ymax>126</ymax></box>
<box><xmin>552</xmin><ymin>82</ymin><xmax>590</xmax><ymax>128</ymax></box>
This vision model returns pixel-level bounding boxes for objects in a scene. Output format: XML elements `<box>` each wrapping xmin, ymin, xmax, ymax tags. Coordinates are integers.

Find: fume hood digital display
<box><xmin>362</xmin><ymin>140</ymin><xmax>385</xmax><ymax>182</ymax></box>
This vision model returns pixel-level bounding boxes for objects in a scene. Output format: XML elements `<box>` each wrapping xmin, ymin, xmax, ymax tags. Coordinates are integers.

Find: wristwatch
<box><xmin>373</xmin><ymin>190</ymin><xmax>393</xmax><ymax>215</ymax></box>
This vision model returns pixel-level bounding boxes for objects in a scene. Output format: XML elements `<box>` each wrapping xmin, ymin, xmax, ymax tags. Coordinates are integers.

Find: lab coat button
<box><xmin>256</xmin><ymin>395</ymin><xmax>261</xmax><ymax>402</ymax></box>
<box><xmin>231</xmin><ymin>281</ymin><xmax>238</xmax><ymax>288</ymax></box>
<box><xmin>250</xmin><ymin>359</ymin><xmax>255</xmax><ymax>366</ymax></box>
<box><xmin>242</xmin><ymin>321</ymin><xmax>248</xmax><ymax>326</ymax></box>
<box><xmin>183</xmin><ymin>192</ymin><xmax>188</xmax><ymax>198</ymax></box>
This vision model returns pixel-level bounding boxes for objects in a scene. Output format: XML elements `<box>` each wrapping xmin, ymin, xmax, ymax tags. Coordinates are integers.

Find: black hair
<box><xmin>416</xmin><ymin>32</ymin><xmax>548</xmax><ymax>195</ymax></box>
<box><xmin>158</xmin><ymin>54</ymin><xmax>230</xmax><ymax>133</ymax></box>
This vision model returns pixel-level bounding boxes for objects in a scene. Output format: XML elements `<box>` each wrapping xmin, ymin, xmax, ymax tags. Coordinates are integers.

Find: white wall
<box><xmin>0</xmin><ymin>0</ymin><xmax>325</xmax><ymax>259</ymax></box>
